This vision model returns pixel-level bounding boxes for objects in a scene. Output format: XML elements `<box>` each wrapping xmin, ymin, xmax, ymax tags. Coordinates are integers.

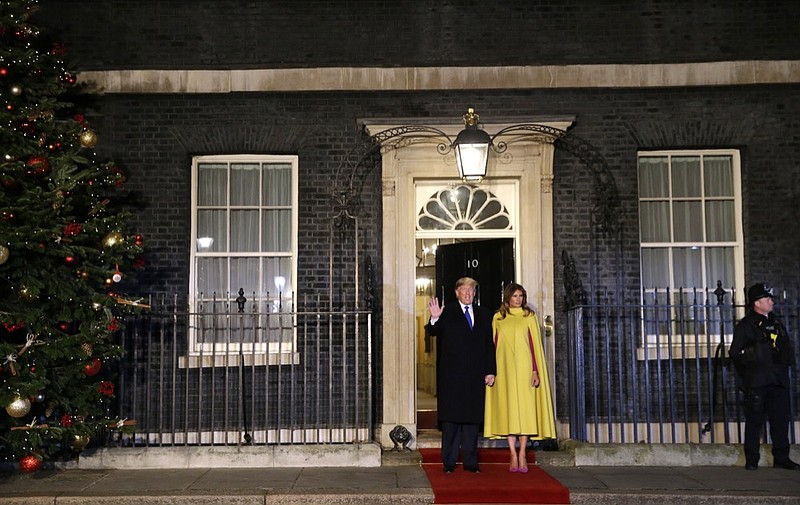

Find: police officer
<box><xmin>730</xmin><ymin>283</ymin><xmax>799</xmax><ymax>470</ymax></box>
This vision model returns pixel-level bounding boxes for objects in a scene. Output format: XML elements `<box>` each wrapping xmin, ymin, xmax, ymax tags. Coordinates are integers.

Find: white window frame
<box><xmin>637</xmin><ymin>149</ymin><xmax>744</xmax><ymax>359</ymax></box>
<box><xmin>186</xmin><ymin>154</ymin><xmax>299</xmax><ymax>366</ymax></box>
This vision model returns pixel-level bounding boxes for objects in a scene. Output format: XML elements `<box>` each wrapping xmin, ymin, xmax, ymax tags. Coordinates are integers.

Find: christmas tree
<box><xmin>1</xmin><ymin>0</ymin><xmax>143</xmax><ymax>471</ymax></box>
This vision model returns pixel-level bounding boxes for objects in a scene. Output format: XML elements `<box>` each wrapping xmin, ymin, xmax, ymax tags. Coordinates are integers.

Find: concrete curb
<box><xmin>79</xmin><ymin>443</ymin><xmax>383</xmax><ymax>469</ymax></box>
<box><xmin>0</xmin><ymin>490</ymin><xmax>436</xmax><ymax>505</ymax></box>
<box><xmin>570</xmin><ymin>491</ymin><xmax>800</xmax><ymax>505</ymax></box>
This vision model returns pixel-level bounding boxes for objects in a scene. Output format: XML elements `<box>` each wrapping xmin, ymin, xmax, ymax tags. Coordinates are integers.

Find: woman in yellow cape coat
<box><xmin>484</xmin><ymin>283</ymin><xmax>556</xmax><ymax>472</ymax></box>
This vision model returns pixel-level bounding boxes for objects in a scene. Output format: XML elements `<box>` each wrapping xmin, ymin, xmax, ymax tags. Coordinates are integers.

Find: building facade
<box><xmin>38</xmin><ymin>0</ymin><xmax>800</xmax><ymax>447</ymax></box>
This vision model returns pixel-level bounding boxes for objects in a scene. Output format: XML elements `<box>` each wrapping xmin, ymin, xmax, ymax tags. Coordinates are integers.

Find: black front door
<box><xmin>434</xmin><ymin>238</ymin><xmax>515</xmax><ymax>314</ymax></box>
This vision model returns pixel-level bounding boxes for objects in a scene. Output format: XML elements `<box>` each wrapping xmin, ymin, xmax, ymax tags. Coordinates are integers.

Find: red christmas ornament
<box><xmin>57</xmin><ymin>321</ymin><xmax>70</xmax><ymax>332</ymax></box>
<box><xmin>18</xmin><ymin>455</ymin><xmax>42</xmax><ymax>473</ymax></box>
<box><xmin>64</xmin><ymin>255</ymin><xmax>79</xmax><ymax>266</ymax></box>
<box><xmin>83</xmin><ymin>357</ymin><xmax>102</xmax><ymax>376</ymax></box>
<box><xmin>0</xmin><ymin>67</ymin><xmax>8</xmax><ymax>76</ymax></box>
<box><xmin>25</xmin><ymin>155</ymin><xmax>50</xmax><ymax>176</ymax></box>
<box><xmin>60</xmin><ymin>413</ymin><xmax>74</xmax><ymax>427</ymax></box>
<box><xmin>3</xmin><ymin>320</ymin><xmax>25</xmax><ymax>332</ymax></box>
<box><xmin>98</xmin><ymin>381</ymin><xmax>115</xmax><ymax>396</ymax></box>
<box><xmin>63</xmin><ymin>222</ymin><xmax>82</xmax><ymax>237</ymax></box>
<box><xmin>18</xmin><ymin>120</ymin><xmax>36</xmax><ymax>135</ymax></box>
<box><xmin>134</xmin><ymin>234</ymin><xmax>144</xmax><ymax>247</ymax></box>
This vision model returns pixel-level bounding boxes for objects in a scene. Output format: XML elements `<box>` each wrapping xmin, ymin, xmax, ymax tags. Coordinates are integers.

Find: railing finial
<box><xmin>236</xmin><ymin>288</ymin><xmax>247</xmax><ymax>313</ymax></box>
<box><xmin>713</xmin><ymin>280</ymin><xmax>726</xmax><ymax>305</ymax></box>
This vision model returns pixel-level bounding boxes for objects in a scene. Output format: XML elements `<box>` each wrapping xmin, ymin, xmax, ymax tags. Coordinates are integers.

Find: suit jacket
<box><xmin>427</xmin><ymin>302</ymin><xmax>496</xmax><ymax>424</ymax></box>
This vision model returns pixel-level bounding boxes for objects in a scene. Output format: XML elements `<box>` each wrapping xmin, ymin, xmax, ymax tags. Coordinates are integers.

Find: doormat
<box><xmin>419</xmin><ymin>448</ymin><xmax>570</xmax><ymax>504</ymax></box>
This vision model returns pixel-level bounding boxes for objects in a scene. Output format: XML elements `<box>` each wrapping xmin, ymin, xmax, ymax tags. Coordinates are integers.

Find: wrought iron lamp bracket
<box><xmin>489</xmin><ymin>123</ymin><xmax>567</xmax><ymax>155</ymax></box>
<box><xmin>331</xmin><ymin>122</ymin><xmax>568</xmax><ymax>217</ymax></box>
<box><xmin>331</xmin><ymin>124</ymin><xmax>454</xmax><ymax>216</ymax></box>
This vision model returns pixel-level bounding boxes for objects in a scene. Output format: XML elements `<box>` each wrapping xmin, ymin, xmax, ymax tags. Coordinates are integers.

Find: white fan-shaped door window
<box><xmin>417</xmin><ymin>185</ymin><xmax>512</xmax><ymax>231</ymax></box>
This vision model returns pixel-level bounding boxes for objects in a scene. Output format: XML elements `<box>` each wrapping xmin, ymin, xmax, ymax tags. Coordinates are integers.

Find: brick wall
<box><xmin>39</xmin><ymin>0</ymin><xmax>800</xmax><ymax>70</ymax></box>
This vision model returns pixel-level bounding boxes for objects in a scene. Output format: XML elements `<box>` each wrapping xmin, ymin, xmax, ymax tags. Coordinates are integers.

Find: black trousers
<box><xmin>744</xmin><ymin>384</ymin><xmax>791</xmax><ymax>465</ymax></box>
<box><xmin>441</xmin><ymin>421</ymin><xmax>479</xmax><ymax>470</ymax></box>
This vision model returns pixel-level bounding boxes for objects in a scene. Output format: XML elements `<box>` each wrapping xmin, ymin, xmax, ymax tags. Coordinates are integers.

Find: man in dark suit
<box><xmin>427</xmin><ymin>277</ymin><xmax>496</xmax><ymax>473</ymax></box>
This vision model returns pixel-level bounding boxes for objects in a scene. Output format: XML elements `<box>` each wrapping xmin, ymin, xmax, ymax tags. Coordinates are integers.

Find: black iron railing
<box><xmin>108</xmin><ymin>294</ymin><xmax>373</xmax><ymax>447</ymax></box>
<box><xmin>566</xmin><ymin>284</ymin><xmax>799</xmax><ymax>444</ymax></box>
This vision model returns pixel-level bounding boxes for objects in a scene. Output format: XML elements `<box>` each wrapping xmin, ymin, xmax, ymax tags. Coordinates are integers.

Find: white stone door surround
<box><xmin>364</xmin><ymin>116</ymin><xmax>573</xmax><ymax>448</ymax></box>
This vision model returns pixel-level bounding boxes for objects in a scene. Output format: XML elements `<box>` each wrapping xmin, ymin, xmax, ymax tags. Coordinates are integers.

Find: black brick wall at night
<box><xmin>39</xmin><ymin>0</ymin><xmax>800</xmax><ymax>69</ymax></box>
<box><xmin>30</xmin><ymin>0</ymin><xmax>800</xmax><ymax>430</ymax></box>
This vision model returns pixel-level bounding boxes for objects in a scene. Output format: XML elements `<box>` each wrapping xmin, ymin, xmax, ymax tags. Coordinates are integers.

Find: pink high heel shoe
<box><xmin>519</xmin><ymin>454</ymin><xmax>529</xmax><ymax>473</ymax></box>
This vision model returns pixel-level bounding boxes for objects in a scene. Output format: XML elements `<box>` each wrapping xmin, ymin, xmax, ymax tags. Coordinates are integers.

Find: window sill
<box><xmin>178</xmin><ymin>352</ymin><xmax>300</xmax><ymax>368</ymax></box>
<box><xmin>635</xmin><ymin>343</ymin><xmax>728</xmax><ymax>361</ymax></box>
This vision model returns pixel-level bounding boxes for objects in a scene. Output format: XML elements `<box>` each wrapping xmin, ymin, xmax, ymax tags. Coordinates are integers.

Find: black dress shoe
<box><xmin>774</xmin><ymin>460</ymin><xmax>800</xmax><ymax>470</ymax></box>
<box><xmin>464</xmin><ymin>466</ymin><xmax>480</xmax><ymax>473</ymax></box>
<box><xmin>443</xmin><ymin>466</ymin><xmax>455</xmax><ymax>473</ymax></box>
<box><xmin>745</xmin><ymin>463</ymin><xmax>758</xmax><ymax>470</ymax></box>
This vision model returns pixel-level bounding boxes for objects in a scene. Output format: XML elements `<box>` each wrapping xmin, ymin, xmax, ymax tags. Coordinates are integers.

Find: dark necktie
<box><xmin>464</xmin><ymin>305</ymin><xmax>473</xmax><ymax>329</ymax></box>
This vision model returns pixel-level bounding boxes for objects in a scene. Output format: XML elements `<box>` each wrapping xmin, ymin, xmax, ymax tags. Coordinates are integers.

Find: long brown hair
<box><xmin>497</xmin><ymin>282</ymin><xmax>533</xmax><ymax>319</ymax></box>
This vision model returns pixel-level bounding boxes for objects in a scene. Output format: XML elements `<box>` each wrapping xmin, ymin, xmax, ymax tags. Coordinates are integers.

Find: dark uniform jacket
<box><xmin>729</xmin><ymin>312</ymin><xmax>794</xmax><ymax>389</ymax></box>
<box><xmin>427</xmin><ymin>303</ymin><xmax>496</xmax><ymax>424</ymax></box>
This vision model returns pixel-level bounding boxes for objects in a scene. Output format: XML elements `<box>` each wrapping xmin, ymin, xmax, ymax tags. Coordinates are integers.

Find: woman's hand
<box><xmin>485</xmin><ymin>374</ymin><xmax>495</xmax><ymax>387</ymax></box>
<box><xmin>531</xmin><ymin>370</ymin><xmax>540</xmax><ymax>388</ymax></box>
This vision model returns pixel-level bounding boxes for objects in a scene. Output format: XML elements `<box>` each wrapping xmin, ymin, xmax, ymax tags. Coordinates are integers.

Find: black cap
<box><xmin>747</xmin><ymin>283</ymin><xmax>774</xmax><ymax>305</ymax></box>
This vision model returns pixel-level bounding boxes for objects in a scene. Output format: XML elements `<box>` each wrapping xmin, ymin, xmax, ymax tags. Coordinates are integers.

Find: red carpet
<box><xmin>420</xmin><ymin>448</ymin><xmax>570</xmax><ymax>504</ymax></box>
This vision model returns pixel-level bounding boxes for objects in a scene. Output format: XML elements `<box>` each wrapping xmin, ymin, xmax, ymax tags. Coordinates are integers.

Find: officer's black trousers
<box><xmin>744</xmin><ymin>384</ymin><xmax>791</xmax><ymax>466</ymax></box>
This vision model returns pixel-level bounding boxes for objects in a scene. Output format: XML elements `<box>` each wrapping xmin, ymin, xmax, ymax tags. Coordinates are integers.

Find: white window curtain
<box><xmin>638</xmin><ymin>153</ymin><xmax>737</xmax><ymax>292</ymax></box>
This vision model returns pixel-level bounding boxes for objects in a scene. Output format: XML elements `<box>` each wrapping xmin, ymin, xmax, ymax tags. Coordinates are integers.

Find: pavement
<box><xmin>2</xmin><ymin>450</ymin><xmax>800</xmax><ymax>505</ymax></box>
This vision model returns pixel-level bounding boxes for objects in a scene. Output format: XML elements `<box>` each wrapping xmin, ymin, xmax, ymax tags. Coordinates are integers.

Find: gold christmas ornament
<box><xmin>79</xmin><ymin>129</ymin><xmax>97</xmax><ymax>148</ymax></box>
<box><xmin>0</xmin><ymin>244</ymin><xmax>9</xmax><ymax>264</ymax></box>
<box><xmin>102</xmin><ymin>231</ymin><xmax>123</xmax><ymax>248</ymax></box>
<box><xmin>71</xmin><ymin>434</ymin><xmax>91</xmax><ymax>451</ymax></box>
<box><xmin>5</xmin><ymin>395</ymin><xmax>32</xmax><ymax>418</ymax></box>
